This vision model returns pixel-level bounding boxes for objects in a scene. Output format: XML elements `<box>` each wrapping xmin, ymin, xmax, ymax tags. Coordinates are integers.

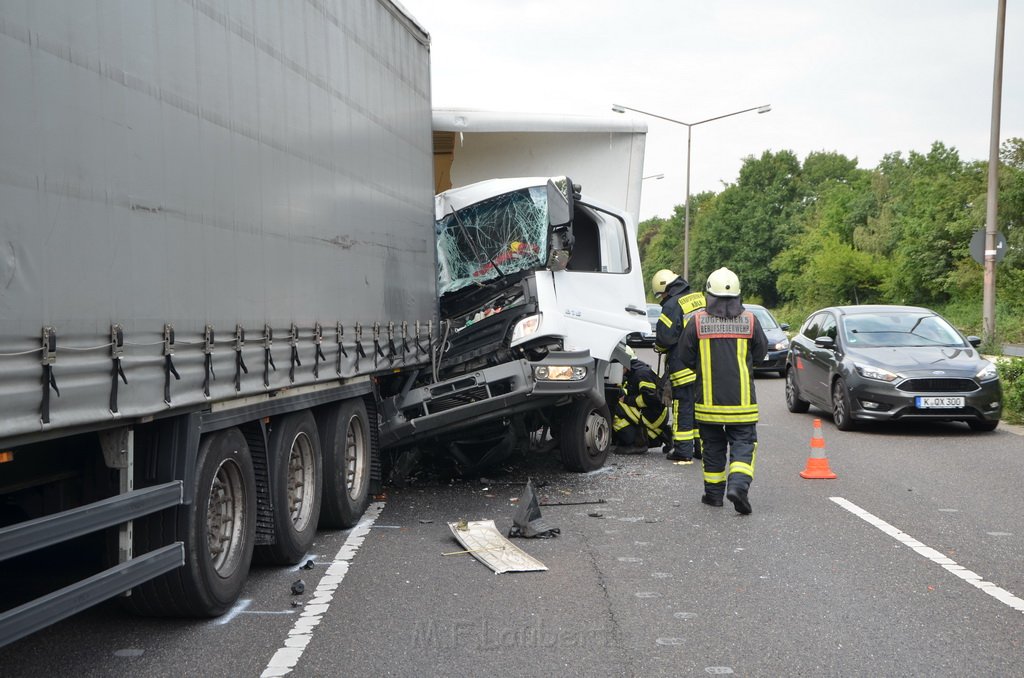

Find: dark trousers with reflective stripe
<box><xmin>671</xmin><ymin>383</ymin><xmax>699</xmax><ymax>457</ymax></box>
<box><xmin>698</xmin><ymin>422</ymin><xmax>757</xmax><ymax>499</ymax></box>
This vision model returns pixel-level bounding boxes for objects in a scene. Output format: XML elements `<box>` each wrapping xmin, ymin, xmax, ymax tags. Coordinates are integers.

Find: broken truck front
<box><xmin>378</xmin><ymin>176</ymin><xmax>649</xmax><ymax>472</ymax></box>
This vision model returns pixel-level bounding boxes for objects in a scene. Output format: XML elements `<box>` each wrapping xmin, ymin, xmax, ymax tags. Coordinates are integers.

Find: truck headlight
<box><xmin>535</xmin><ymin>365</ymin><xmax>587</xmax><ymax>381</ymax></box>
<box><xmin>512</xmin><ymin>314</ymin><xmax>542</xmax><ymax>342</ymax></box>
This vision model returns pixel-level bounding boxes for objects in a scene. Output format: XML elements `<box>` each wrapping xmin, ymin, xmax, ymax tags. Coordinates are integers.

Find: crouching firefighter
<box><xmin>652</xmin><ymin>269</ymin><xmax>707</xmax><ymax>463</ymax></box>
<box><xmin>611</xmin><ymin>346</ymin><xmax>673</xmax><ymax>454</ymax></box>
<box><xmin>679</xmin><ymin>267</ymin><xmax>768</xmax><ymax>514</ymax></box>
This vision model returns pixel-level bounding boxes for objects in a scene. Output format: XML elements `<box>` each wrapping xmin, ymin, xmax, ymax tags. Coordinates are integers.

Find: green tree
<box><xmin>692</xmin><ymin>150</ymin><xmax>802</xmax><ymax>304</ymax></box>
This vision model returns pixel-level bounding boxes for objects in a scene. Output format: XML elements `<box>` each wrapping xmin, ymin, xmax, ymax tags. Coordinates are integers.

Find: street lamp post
<box><xmin>612</xmin><ymin>103</ymin><xmax>771</xmax><ymax>280</ymax></box>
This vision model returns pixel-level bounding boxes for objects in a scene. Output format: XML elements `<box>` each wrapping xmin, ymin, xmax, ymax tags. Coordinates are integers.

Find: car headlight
<box><xmin>976</xmin><ymin>361</ymin><xmax>998</xmax><ymax>381</ymax></box>
<box><xmin>511</xmin><ymin>314</ymin><xmax>542</xmax><ymax>342</ymax></box>
<box><xmin>854</xmin><ymin>362</ymin><xmax>899</xmax><ymax>382</ymax></box>
<box><xmin>773</xmin><ymin>339</ymin><xmax>790</xmax><ymax>351</ymax></box>
<box><xmin>535</xmin><ymin>365</ymin><xmax>587</xmax><ymax>381</ymax></box>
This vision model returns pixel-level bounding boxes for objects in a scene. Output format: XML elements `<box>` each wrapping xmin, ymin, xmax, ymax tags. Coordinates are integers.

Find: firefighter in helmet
<box><xmin>611</xmin><ymin>344</ymin><xmax>673</xmax><ymax>453</ymax></box>
<box><xmin>652</xmin><ymin>269</ymin><xmax>706</xmax><ymax>463</ymax></box>
<box><xmin>679</xmin><ymin>267</ymin><xmax>768</xmax><ymax>514</ymax></box>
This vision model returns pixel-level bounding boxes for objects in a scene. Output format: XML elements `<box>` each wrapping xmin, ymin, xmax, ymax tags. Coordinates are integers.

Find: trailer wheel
<box><xmin>317</xmin><ymin>399</ymin><xmax>372</xmax><ymax>529</ymax></box>
<box><xmin>255</xmin><ymin>412</ymin><xmax>324</xmax><ymax>565</ymax></box>
<box><xmin>123</xmin><ymin>427</ymin><xmax>256</xmax><ymax>616</ymax></box>
<box><xmin>559</xmin><ymin>397</ymin><xmax>612</xmax><ymax>472</ymax></box>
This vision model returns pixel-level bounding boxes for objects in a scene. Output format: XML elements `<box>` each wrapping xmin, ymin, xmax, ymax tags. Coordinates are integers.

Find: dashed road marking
<box><xmin>831</xmin><ymin>497</ymin><xmax>1024</xmax><ymax>614</ymax></box>
<box><xmin>260</xmin><ymin>502</ymin><xmax>385</xmax><ymax>677</ymax></box>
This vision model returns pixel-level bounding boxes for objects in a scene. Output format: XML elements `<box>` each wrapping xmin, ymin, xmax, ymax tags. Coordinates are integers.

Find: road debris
<box><xmin>540</xmin><ymin>498</ymin><xmax>606</xmax><ymax>507</ymax></box>
<box><xmin>290</xmin><ymin>579</ymin><xmax>305</xmax><ymax>595</ymax></box>
<box><xmin>447</xmin><ymin>519</ymin><xmax>547</xmax><ymax>574</ymax></box>
<box><xmin>508</xmin><ymin>478</ymin><xmax>559</xmax><ymax>538</ymax></box>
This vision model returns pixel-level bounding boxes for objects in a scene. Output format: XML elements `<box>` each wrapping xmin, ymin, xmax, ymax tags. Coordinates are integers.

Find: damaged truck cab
<box><xmin>378</xmin><ymin>176</ymin><xmax>649</xmax><ymax>472</ymax></box>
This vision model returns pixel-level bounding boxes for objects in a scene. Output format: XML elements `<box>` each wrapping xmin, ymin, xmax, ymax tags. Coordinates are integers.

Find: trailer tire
<box><xmin>317</xmin><ymin>399</ymin><xmax>372</xmax><ymax>529</ymax></box>
<box><xmin>255</xmin><ymin>412</ymin><xmax>324</xmax><ymax>565</ymax></box>
<box><xmin>559</xmin><ymin>397</ymin><xmax>612</xmax><ymax>472</ymax></box>
<box><xmin>123</xmin><ymin>427</ymin><xmax>257</xmax><ymax>617</ymax></box>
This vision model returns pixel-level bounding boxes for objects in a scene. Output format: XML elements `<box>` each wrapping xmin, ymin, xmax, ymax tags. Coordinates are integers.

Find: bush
<box><xmin>998</xmin><ymin>357</ymin><xmax>1024</xmax><ymax>425</ymax></box>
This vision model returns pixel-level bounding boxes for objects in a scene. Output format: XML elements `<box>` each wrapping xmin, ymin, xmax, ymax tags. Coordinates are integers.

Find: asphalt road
<box><xmin>4</xmin><ymin>365</ymin><xmax>1024</xmax><ymax>677</ymax></box>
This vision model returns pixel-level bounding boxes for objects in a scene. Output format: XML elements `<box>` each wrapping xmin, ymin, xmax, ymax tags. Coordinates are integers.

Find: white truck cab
<box><xmin>378</xmin><ymin>176</ymin><xmax>649</xmax><ymax>472</ymax></box>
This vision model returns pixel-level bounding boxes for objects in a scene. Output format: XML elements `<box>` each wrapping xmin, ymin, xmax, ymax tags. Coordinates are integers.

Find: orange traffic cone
<box><xmin>799</xmin><ymin>418</ymin><xmax>837</xmax><ymax>479</ymax></box>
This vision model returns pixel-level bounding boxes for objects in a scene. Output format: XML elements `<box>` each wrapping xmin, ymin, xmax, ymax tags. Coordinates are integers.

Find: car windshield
<box><xmin>436</xmin><ymin>187</ymin><xmax>548</xmax><ymax>296</ymax></box>
<box><xmin>748</xmin><ymin>307</ymin><xmax>779</xmax><ymax>330</ymax></box>
<box><xmin>842</xmin><ymin>312</ymin><xmax>966</xmax><ymax>347</ymax></box>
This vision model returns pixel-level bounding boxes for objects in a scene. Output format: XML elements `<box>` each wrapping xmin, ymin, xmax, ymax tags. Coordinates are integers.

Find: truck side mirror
<box><xmin>547</xmin><ymin>176</ymin><xmax>575</xmax><ymax>271</ymax></box>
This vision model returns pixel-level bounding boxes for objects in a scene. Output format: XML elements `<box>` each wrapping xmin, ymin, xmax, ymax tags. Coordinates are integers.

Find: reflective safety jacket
<box><xmin>655</xmin><ymin>279</ymin><xmax>706</xmax><ymax>388</ymax></box>
<box><xmin>614</xmin><ymin>358</ymin><xmax>670</xmax><ymax>437</ymax></box>
<box><xmin>678</xmin><ymin>307</ymin><xmax>768</xmax><ymax>424</ymax></box>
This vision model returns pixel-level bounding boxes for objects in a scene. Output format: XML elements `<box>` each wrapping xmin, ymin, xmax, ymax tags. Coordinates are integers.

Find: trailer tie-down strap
<box><xmin>372</xmin><ymin>323</ymin><xmax>385</xmax><ymax>368</ymax></box>
<box><xmin>414</xmin><ymin>321</ymin><xmax>427</xmax><ymax>356</ymax></box>
<box><xmin>288</xmin><ymin>324</ymin><xmax>301</xmax><ymax>383</ymax></box>
<box><xmin>263</xmin><ymin>325</ymin><xmax>276</xmax><ymax>387</ymax></box>
<box><xmin>234</xmin><ymin>325</ymin><xmax>248</xmax><ymax>392</ymax></box>
<box><xmin>335</xmin><ymin>323</ymin><xmax>347</xmax><ymax>375</ymax></box>
<box><xmin>202</xmin><ymin>325</ymin><xmax>216</xmax><ymax>397</ymax></box>
<box><xmin>354</xmin><ymin>324</ymin><xmax>366</xmax><ymax>372</ymax></box>
<box><xmin>313</xmin><ymin>324</ymin><xmax>326</xmax><ymax>378</ymax></box>
<box><xmin>401</xmin><ymin>321</ymin><xmax>410</xmax><ymax>360</ymax></box>
<box><xmin>386</xmin><ymin>322</ymin><xmax>397</xmax><ymax>366</ymax></box>
<box><xmin>163</xmin><ymin>325</ymin><xmax>180</xmax><ymax>405</ymax></box>
<box><xmin>40</xmin><ymin>326</ymin><xmax>60</xmax><ymax>424</ymax></box>
<box><xmin>109</xmin><ymin>324</ymin><xmax>127</xmax><ymax>413</ymax></box>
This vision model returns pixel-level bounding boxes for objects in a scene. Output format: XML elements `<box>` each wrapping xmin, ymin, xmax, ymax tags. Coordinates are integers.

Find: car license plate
<box><xmin>915</xmin><ymin>396</ymin><xmax>965</xmax><ymax>409</ymax></box>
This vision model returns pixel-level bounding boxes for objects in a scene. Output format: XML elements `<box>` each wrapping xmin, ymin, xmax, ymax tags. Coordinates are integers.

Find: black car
<box><xmin>744</xmin><ymin>304</ymin><xmax>789</xmax><ymax>377</ymax></box>
<box><xmin>784</xmin><ymin>305</ymin><xmax>1002</xmax><ymax>431</ymax></box>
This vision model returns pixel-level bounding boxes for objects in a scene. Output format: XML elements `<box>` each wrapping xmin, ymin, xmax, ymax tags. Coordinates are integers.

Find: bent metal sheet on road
<box><xmin>448</xmin><ymin>520</ymin><xmax>548</xmax><ymax>574</ymax></box>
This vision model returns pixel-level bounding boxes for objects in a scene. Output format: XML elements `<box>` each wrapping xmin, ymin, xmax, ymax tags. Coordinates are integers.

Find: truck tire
<box><xmin>124</xmin><ymin>427</ymin><xmax>257</xmax><ymax>616</ymax></box>
<box><xmin>559</xmin><ymin>397</ymin><xmax>612</xmax><ymax>472</ymax></box>
<box><xmin>255</xmin><ymin>411</ymin><xmax>324</xmax><ymax>565</ymax></box>
<box><xmin>317</xmin><ymin>399</ymin><xmax>371</xmax><ymax>529</ymax></box>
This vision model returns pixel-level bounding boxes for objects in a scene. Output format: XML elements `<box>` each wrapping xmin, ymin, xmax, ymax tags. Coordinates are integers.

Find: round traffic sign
<box><xmin>969</xmin><ymin>229</ymin><xmax>1008</xmax><ymax>264</ymax></box>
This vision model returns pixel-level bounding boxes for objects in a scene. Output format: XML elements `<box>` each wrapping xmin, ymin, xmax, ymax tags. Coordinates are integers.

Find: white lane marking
<box><xmin>260</xmin><ymin>502</ymin><xmax>385</xmax><ymax>677</ymax></box>
<box><xmin>830</xmin><ymin>497</ymin><xmax>1024</xmax><ymax>614</ymax></box>
<box><xmin>214</xmin><ymin>598</ymin><xmax>252</xmax><ymax>625</ymax></box>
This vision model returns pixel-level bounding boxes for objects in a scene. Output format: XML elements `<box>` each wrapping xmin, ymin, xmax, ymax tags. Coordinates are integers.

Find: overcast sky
<box><xmin>398</xmin><ymin>0</ymin><xmax>1023</xmax><ymax>222</ymax></box>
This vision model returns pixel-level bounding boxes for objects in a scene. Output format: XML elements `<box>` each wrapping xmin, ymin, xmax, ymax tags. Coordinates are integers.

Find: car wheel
<box><xmin>785</xmin><ymin>367</ymin><xmax>810</xmax><ymax>413</ymax></box>
<box><xmin>968</xmin><ymin>419</ymin><xmax>999</xmax><ymax>432</ymax></box>
<box><xmin>831</xmin><ymin>378</ymin><xmax>856</xmax><ymax>431</ymax></box>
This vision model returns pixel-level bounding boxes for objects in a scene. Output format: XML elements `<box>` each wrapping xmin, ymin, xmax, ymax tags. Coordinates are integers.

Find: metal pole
<box><xmin>983</xmin><ymin>0</ymin><xmax>1006</xmax><ymax>345</ymax></box>
<box><xmin>683</xmin><ymin>125</ymin><xmax>693</xmax><ymax>280</ymax></box>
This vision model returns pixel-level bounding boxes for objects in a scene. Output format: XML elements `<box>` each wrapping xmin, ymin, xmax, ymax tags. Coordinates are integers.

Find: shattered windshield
<box><xmin>437</xmin><ymin>187</ymin><xmax>548</xmax><ymax>295</ymax></box>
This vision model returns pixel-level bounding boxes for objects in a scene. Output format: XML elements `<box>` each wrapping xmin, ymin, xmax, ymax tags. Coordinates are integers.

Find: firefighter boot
<box><xmin>726</xmin><ymin>486</ymin><xmax>752</xmax><ymax>515</ymax></box>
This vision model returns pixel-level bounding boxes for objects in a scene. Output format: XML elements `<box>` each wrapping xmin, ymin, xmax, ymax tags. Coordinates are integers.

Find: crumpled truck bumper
<box><xmin>378</xmin><ymin>350</ymin><xmax>598</xmax><ymax>449</ymax></box>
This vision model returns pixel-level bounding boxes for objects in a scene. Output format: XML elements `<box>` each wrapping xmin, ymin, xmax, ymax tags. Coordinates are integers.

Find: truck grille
<box><xmin>401</xmin><ymin>378</ymin><xmax>515</xmax><ymax>420</ymax></box>
<box><xmin>897</xmin><ymin>378</ymin><xmax>978</xmax><ymax>393</ymax></box>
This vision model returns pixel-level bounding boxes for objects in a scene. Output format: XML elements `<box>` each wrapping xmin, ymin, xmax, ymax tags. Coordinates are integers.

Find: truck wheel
<box><xmin>255</xmin><ymin>412</ymin><xmax>323</xmax><ymax>565</ymax></box>
<box><xmin>317</xmin><ymin>399</ymin><xmax>372</xmax><ymax>529</ymax></box>
<box><xmin>559</xmin><ymin>397</ymin><xmax>612</xmax><ymax>472</ymax></box>
<box><xmin>123</xmin><ymin>427</ymin><xmax>256</xmax><ymax>616</ymax></box>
